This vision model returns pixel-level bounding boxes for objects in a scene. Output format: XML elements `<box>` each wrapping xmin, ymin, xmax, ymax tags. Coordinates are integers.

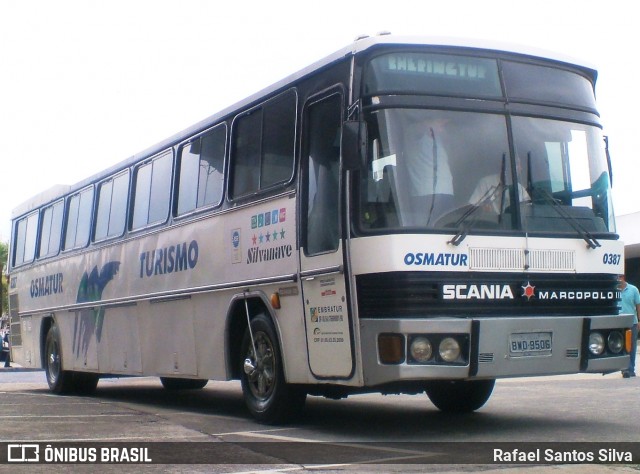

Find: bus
<box><xmin>7</xmin><ymin>35</ymin><xmax>633</xmax><ymax>423</ymax></box>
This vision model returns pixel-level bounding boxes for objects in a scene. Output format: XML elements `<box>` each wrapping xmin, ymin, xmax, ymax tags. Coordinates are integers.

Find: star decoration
<box><xmin>521</xmin><ymin>282</ymin><xmax>536</xmax><ymax>301</ymax></box>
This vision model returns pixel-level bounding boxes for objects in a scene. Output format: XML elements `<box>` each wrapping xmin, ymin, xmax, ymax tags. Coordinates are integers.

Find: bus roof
<box><xmin>350</xmin><ymin>34</ymin><xmax>598</xmax><ymax>72</ymax></box>
<box><xmin>11</xmin><ymin>34</ymin><xmax>598</xmax><ymax>219</ymax></box>
<box><xmin>12</xmin><ymin>185</ymin><xmax>71</xmax><ymax>218</ymax></box>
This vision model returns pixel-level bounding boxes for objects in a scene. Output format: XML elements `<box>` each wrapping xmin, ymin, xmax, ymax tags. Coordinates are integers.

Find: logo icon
<box><xmin>521</xmin><ymin>282</ymin><xmax>536</xmax><ymax>301</ymax></box>
<box><xmin>7</xmin><ymin>444</ymin><xmax>40</xmax><ymax>463</ymax></box>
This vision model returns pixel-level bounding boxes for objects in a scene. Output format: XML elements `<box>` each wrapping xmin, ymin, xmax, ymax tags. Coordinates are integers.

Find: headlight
<box><xmin>588</xmin><ymin>332</ymin><xmax>605</xmax><ymax>355</ymax></box>
<box><xmin>607</xmin><ymin>331</ymin><xmax>624</xmax><ymax>354</ymax></box>
<box><xmin>410</xmin><ymin>337</ymin><xmax>433</xmax><ymax>363</ymax></box>
<box><xmin>439</xmin><ymin>337</ymin><xmax>461</xmax><ymax>362</ymax></box>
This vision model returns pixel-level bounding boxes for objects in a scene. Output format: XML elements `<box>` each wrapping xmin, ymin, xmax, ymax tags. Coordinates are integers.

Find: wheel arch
<box><xmin>225</xmin><ymin>291</ymin><xmax>281</xmax><ymax>380</ymax></box>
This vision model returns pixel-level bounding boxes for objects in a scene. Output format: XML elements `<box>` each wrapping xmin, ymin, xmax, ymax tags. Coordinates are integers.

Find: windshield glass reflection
<box><xmin>357</xmin><ymin>109</ymin><xmax>614</xmax><ymax>235</ymax></box>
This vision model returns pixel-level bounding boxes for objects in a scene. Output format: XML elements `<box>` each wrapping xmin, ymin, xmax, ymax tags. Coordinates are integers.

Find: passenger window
<box><xmin>261</xmin><ymin>92</ymin><xmax>296</xmax><ymax>187</ymax></box>
<box><xmin>64</xmin><ymin>187</ymin><xmax>93</xmax><ymax>250</ymax></box>
<box><xmin>132</xmin><ymin>150</ymin><xmax>173</xmax><ymax>229</ymax></box>
<box><xmin>231</xmin><ymin>111</ymin><xmax>261</xmax><ymax>197</ymax></box>
<box><xmin>39</xmin><ymin>200</ymin><xmax>64</xmax><ymax>258</ymax></box>
<box><xmin>13</xmin><ymin>212</ymin><xmax>39</xmax><ymax>266</ymax></box>
<box><xmin>94</xmin><ymin>171</ymin><xmax>130</xmax><ymax>241</ymax></box>
<box><xmin>64</xmin><ymin>186</ymin><xmax>94</xmax><ymax>250</ymax></box>
<box><xmin>230</xmin><ymin>89</ymin><xmax>296</xmax><ymax>198</ymax></box>
<box><xmin>177</xmin><ymin>124</ymin><xmax>226</xmax><ymax>215</ymax></box>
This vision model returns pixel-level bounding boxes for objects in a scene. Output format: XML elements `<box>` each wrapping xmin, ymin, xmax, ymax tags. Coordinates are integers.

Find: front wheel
<box><xmin>425</xmin><ymin>379</ymin><xmax>495</xmax><ymax>413</ymax></box>
<box><xmin>240</xmin><ymin>313</ymin><xmax>306</xmax><ymax>424</ymax></box>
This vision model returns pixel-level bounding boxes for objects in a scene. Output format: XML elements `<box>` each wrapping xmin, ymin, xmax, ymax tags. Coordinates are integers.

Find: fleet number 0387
<box><xmin>602</xmin><ymin>253</ymin><xmax>621</xmax><ymax>265</ymax></box>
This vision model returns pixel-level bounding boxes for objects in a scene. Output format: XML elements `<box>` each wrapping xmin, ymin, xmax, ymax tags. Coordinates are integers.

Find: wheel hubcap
<box><xmin>47</xmin><ymin>341</ymin><xmax>60</xmax><ymax>383</ymax></box>
<box><xmin>245</xmin><ymin>332</ymin><xmax>275</xmax><ymax>399</ymax></box>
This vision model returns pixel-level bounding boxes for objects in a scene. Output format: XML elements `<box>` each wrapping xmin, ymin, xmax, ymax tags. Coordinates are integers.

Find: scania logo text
<box><xmin>442</xmin><ymin>284</ymin><xmax>514</xmax><ymax>300</ymax></box>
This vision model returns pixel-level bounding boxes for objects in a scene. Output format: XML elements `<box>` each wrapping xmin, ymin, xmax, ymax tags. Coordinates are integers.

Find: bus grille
<box><xmin>469</xmin><ymin>247</ymin><xmax>575</xmax><ymax>272</ymax></box>
<box><xmin>565</xmin><ymin>348</ymin><xmax>580</xmax><ymax>358</ymax></box>
<box><xmin>478</xmin><ymin>353</ymin><xmax>495</xmax><ymax>363</ymax></box>
<box><xmin>8</xmin><ymin>294</ymin><xmax>21</xmax><ymax>346</ymax></box>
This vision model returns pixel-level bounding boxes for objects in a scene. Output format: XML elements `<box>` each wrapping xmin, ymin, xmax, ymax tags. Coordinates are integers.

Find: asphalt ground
<box><xmin>1</xmin><ymin>352</ymin><xmax>638</xmax><ymax>473</ymax></box>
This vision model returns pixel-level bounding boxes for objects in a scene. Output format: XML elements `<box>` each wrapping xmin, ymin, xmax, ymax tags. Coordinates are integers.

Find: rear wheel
<box><xmin>160</xmin><ymin>377</ymin><xmax>208</xmax><ymax>390</ymax></box>
<box><xmin>425</xmin><ymin>379</ymin><xmax>495</xmax><ymax>413</ymax></box>
<box><xmin>240</xmin><ymin>313</ymin><xmax>306</xmax><ymax>424</ymax></box>
<box><xmin>44</xmin><ymin>323</ymin><xmax>98</xmax><ymax>394</ymax></box>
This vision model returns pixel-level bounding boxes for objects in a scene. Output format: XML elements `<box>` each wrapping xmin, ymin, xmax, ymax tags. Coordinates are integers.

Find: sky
<box><xmin>1</xmin><ymin>0</ymin><xmax>639</xmax><ymax>243</ymax></box>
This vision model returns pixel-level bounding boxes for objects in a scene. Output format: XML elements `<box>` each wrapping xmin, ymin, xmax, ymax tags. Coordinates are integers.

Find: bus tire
<box><xmin>240</xmin><ymin>313</ymin><xmax>306</xmax><ymax>424</ymax></box>
<box><xmin>44</xmin><ymin>323</ymin><xmax>74</xmax><ymax>394</ymax></box>
<box><xmin>425</xmin><ymin>379</ymin><xmax>495</xmax><ymax>413</ymax></box>
<box><xmin>160</xmin><ymin>377</ymin><xmax>208</xmax><ymax>390</ymax></box>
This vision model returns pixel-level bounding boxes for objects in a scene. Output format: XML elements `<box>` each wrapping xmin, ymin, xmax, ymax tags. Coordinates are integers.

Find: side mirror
<box><xmin>341</xmin><ymin>121</ymin><xmax>367</xmax><ymax>170</ymax></box>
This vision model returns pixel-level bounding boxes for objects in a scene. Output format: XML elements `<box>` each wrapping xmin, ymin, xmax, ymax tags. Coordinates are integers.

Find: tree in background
<box><xmin>1</xmin><ymin>241</ymin><xmax>8</xmax><ymax>316</ymax></box>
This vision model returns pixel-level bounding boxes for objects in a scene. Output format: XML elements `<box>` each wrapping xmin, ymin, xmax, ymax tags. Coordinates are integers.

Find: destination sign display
<box><xmin>383</xmin><ymin>53</ymin><xmax>490</xmax><ymax>80</ymax></box>
<box><xmin>364</xmin><ymin>52</ymin><xmax>502</xmax><ymax>97</ymax></box>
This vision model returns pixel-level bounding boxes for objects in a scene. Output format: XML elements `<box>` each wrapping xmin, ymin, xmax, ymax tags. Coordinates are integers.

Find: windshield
<box><xmin>512</xmin><ymin>116</ymin><xmax>614</xmax><ymax>233</ymax></box>
<box><xmin>356</xmin><ymin>109</ymin><xmax>613</xmax><ymax>235</ymax></box>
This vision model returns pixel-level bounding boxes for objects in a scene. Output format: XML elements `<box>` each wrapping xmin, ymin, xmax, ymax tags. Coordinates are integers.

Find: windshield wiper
<box><xmin>448</xmin><ymin>154</ymin><xmax>506</xmax><ymax>246</ymax></box>
<box><xmin>524</xmin><ymin>152</ymin><xmax>600</xmax><ymax>249</ymax></box>
<box><xmin>529</xmin><ymin>187</ymin><xmax>601</xmax><ymax>249</ymax></box>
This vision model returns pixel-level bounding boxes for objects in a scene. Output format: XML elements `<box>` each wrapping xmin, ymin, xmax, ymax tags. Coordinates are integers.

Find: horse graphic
<box><xmin>72</xmin><ymin>261</ymin><xmax>120</xmax><ymax>358</ymax></box>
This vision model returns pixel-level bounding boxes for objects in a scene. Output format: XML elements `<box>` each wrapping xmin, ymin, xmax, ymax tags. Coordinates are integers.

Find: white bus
<box><xmin>7</xmin><ymin>35</ymin><xmax>633</xmax><ymax>423</ymax></box>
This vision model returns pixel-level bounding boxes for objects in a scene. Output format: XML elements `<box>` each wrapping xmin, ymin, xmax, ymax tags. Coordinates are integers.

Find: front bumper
<box><xmin>360</xmin><ymin>314</ymin><xmax>633</xmax><ymax>387</ymax></box>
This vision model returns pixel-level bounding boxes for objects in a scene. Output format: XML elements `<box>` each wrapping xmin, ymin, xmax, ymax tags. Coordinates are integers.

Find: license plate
<box><xmin>509</xmin><ymin>332</ymin><xmax>552</xmax><ymax>357</ymax></box>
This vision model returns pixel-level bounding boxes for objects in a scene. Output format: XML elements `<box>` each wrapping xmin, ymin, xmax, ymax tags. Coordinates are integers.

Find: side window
<box><xmin>132</xmin><ymin>150</ymin><xmax>173</xmax><ymax>229</ymax></box>
<box><xmin>177</xmin><ymin>124</ymin><xmax>226</xmax><ymax>215</ymax></box>
<box><xmin>64</xmin><ymin>186</ymin><xmax>94</xmax><ymax>250</ymax></box>
<box><xmin>12</xmin><ymin>211</ymin><xmax>39</xmax><ymax>267</ymax></box>
<box><xmin>94</xmin><ymin>171</ymin><xmax>130</xmax><ymax>241</ymax></box>
<box><xmin>302</xmin><ymin>93</ymin><xmax>343</xmax><ymax>255</ymax></box>
<box><xmin>39</xmin><ymin>200</ymin><xmax>64</xmax><ymax>258</ymax></box>
<box><xmin>262</xmin><ymin>92</ymin><xmax>296</xmax><ymax>187</ymax></box>
<box><xmin>231</xmin><ymin>111</ymin><xmax>261</xmax><ymax>197</ymax></box>
<box><xmin>230</xmin><ymin>89</ymin><xmax>296</xmax><ymax>198</ymax></box>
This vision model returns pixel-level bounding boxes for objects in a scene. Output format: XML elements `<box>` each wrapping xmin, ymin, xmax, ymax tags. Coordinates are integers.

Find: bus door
<box><xmin>299</xmin><ymin>91</ymin><xmax>354</xmax><ymax>379</ymax></box>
